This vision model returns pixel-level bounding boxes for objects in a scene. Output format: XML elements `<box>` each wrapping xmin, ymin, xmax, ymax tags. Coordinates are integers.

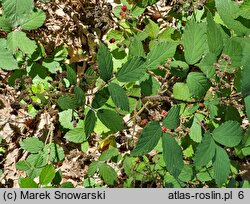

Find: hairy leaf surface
<box><xmin>183</xmin><ymin>20</ymin><xmax>207</xmax><ymax>64</ymax></box>
<box><xmin>212</xmin><ymin>121</ymin><xmax>244</xmax><ymax>147</ymax></box>
<box><xmin>163</xmin><ymin>105</ymin><xmax>180</xmax><ymax>130</ymax></box>
<box><xmin>162</xmin><ymin>133</ymin><xmax>184</xmax><ymax>177</ymax></box>
<box><xmin>212</xmin><ymin>145</ymin><xmax>230</xmax><ymax>187</ymax></box>
<box><xmin>97</xmin><ymin>42</ymin><xmax>113</xmax><ymax>82</ymax></box>
<box><xmin>109</xmin><ymin>83</ymin><xmax>129</xmax><ymax>111</ymax></box>
<box><xmin>97</xmin><ymin>109</ymin><xmax>124</xmax><ymax>132</ymax></box>
<box><xmin>187</xmin><ymin>72</ymin><xmax>211</xmax><ymax>99</ymax></box>
<box><xmin>194</xmin><ymin>133</ymin><xmax>216</xmax><ymax>169</ymax></box>
<box><xmin>116</xmin><ymin>56</ymin><xmax>146</xmax><ymax>82</ymax></box>
<box><xmin>146</xmin><ymin>42</ymin><xmax>177</xmax><ymax>69</ymax></box>
<box><xmin>131</xmin><ymin>121</ymin><xmax>162</xmax><ymax>156</ymax></box>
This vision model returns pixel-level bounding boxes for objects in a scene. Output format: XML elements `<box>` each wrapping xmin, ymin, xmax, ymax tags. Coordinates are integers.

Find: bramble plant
<box><xmin>0</xmin><ymin>0</ymin><xmax>250</xmax><ymax>188</ymax></box>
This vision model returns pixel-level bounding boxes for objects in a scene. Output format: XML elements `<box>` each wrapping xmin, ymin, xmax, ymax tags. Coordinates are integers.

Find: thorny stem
<box><xmin>126</xmin><ymin>101</ymin><xmax>151</xmax><ymax>125</ymax></box>
<box><xmin>44</xmin><ymin>112</ymin><xmax>55</xmax><ymax>164</ymax></box>
<box><xmin>131</xmin><ymin>100</ymin><xmax>139</xmax><ymax>142</ymax></box>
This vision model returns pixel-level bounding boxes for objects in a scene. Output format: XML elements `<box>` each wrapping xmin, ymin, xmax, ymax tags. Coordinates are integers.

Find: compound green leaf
<box><xmin>144</xmin><ymin>19</ymin><xmax>160</xmax><ymax>38</ymax></box>
<box><xmin>187</xmin><ymin>72</ymin><xmax>211</xmax><ymax>99</ymax></box>
<box><xmin>207</xmin><ymin>12</ymin><xmax>223</xmax><ymax>56</ymax></box>
<box><xmin>74</xmin><ymin>86</ymin><xmax>85</xmax><ymax>107</ymax></box>
<box><xmin>219</xmin><ymin>105</ymin><xmax>242</xmax><ymax>123</ymax></box>
<box><xmin>189</xmin><ymin>113</ymin><xmax>205</xmax><ymax>143</ymax></box>
<box><xmin>239</xmin><ymin>0</ymin><xmax>250</xmax><ymax>19</ymax></box>
<box><xmin>120</xmin><ymin>0</ymin><xmax>132</xmax><ymax>9</ymax></box>
<box><xmin>93</xmin><ymin>120</ymin><xmax>109</xmax><ymax>137</ymax></box>
<box><xmin>19</xmin><ymin>178</ymin><xmax>38</xmax><ymax>188</ymax></box>
<box><xmin>242</xmin><ymin>180</ymin><xmax>250</xmax><ymax>188</ymax></box>
<box><xmin>97</xmin><ymin>109</ymin><xmax>124</xmax><ymax>132</ymax></box>
<box><xmin>164</xmin><ymin>173</ymin><xmax>182</xmax><ymax>187</ymax></box>
<box><xmin>20</xmin><ymin>9</ymin><xmax>46</xmax><ymax>30</ymax></box>
<box><xmin>196</xmin><ymin>168</ymin><xmax>214</xmax><ymax>182</ymax></box>
<box><xmin>169</xmin><ymin>60</ymin><xmax>189</xmax><ymax>78</ymax></box>
<box><xmin>65</xmin><ymin>128</ymin><xmax>86</xmax><ymax>143</ymax></box>
<box><xmin>223</xmin><ymin>38</ymin><xmax>243</xmax><ymax>68</ymax></box>
<box><xmin>26</xmin><ymin>168</ymin><xmax>40</xmax><ymax>180</ymax></box>
<box><xmin>162</xmin><ymin>133</ymin><xmax>184</xmax><ymax>177</ymax></box>
<box><xmin>57</xmin><ymin>96</ymin><xmax>77</xmax><ymax>110</ymax></box>
<box><xmin>99</xmin><ymin>146</ymin><xmax>120</xmax><ymax>161</ymax></box>
<box><xmin>52</xmin><ymin>45</ymin><xmax>68</xmax><ymax>62</ymax></box>
<box><xmin>243</xmin><ymin>128</ymin><xmax>250</xmax><ymax>147</ymax></box>
<box><xmin>7</xmin><ymin>31</ymin><xmax>37</xmax><ymax>55</ymax></box>
<box><xmin>146</xmin><ymin>42</ymin><xmax>177</xmax><ymax>69</ymax></box>
<box><xmin>99</xmin><ymin>163</ymin><xmax>117</xmax><ymax>185</ymax></box>
<box><xmin>178</xmin><ymin>165</ymin><xmax>193</xmax><ymax>182</ymax></box>
<box><xmin>242</xmin><ymin>57</ymin><xmax>250</xmax><ymax>97</ymax></box>
<box><xmin>49</xmin><ymin>143</ymin><xmax>65</xmax><ymax>163</ymax></box>
<box><xmin>39</xmin><ymin>164</ymin><xmax>56</xmax><ymax>185</ymax></box>
<box><xmin>173</xmin><ymin>83</ymin><xmax>193</xmax><ymax>102</ymax></box>
<box><xmin>108</xmin><ymin>83</ymin><xmax>129</xmax><ymax>111</ymax></box>
<box><xmin>244</xmin><ymin>95</ymin><xmax>250</xmax><ymax>120</ymax></box>
<box><xmin>212</xmin><ymin>145</ymin><xmax>230</xmax><ymax>187</ymax></box>
<box><xmin>81</xmin><ymin>141</ymin><xmax>89</xmax><ymax>152</ymax></box>
<box><xmin>212</xmin><ymin>121</ymin><xmax>244</xmax><ymax>147</ymax></box>
<box><xmin>60</xmin><ymin>182</ymin><xmax>74</xmax><ymax>188</ymax></box>
<box><xmin>140</xmin><ymin>75</ymin><xmax>160</xmax><ymax>96</ymax></box>
<box><xmin>88</xmin><ymin>161</ymin><xmax>99</xmax><ymax>176</ymax></box>
<box><xmin>20</xmin><ymin>137</ymin><xmax>44</xmax><ymax>153</ymax></box>
<box><xmin>162</xmin><ymin>105</ymin><xmax>180</xmax><ymax>130</ymax></box>
<box><xmin>122</xmin><ymin>156</ymin><xmax>137</xmax><ymax>177</ymax></box>
<box><xmin>131</xmin><ymin>6</ymin><xmax>145</xmax><ymax>17</ymax></box>
<box><xmin>158</xmin><ymin>27</ymin><xmax>176</xmax><ymax>42</ymax></box>
<box><xmin>97</xmin><ymin>42</ymin><xmax>113</xmax><ymax>82</ymax></box>
<box><xmin>42</xmin><ymin>59</ymin><xmax>61</xmax><ymax>73</ymax></box>
<box><xmin>215</xmin><ymin>0</ymin><xmax>250</xmax><ymax>36</ymax></box>
<box><xmin>84</xmin><ymin>109</ymin><xmax>97</xmax><ymax>137</ymax></box>
<box><xmin>16</xmin><ymin>160</ymin><xmax>31</xmax><ymax>171</ymax></box>
<box><xmin>183</xmin><ymin>20</ymin><xmax>207</xmax><ymax>65</ymax></box>
<box><xmin>204</xmin><ymin>98</ymin><xmax>219</xmax><ymax>119</ymax></box>
<box><xmin>0</xmin><ymin>16</ymin><xmax>12</xmax><ymax>32</ymax></box>
<box><xmin>194</xmin><ymin>132</ymin><xmax>216</xmax><ymax>169</ymax></box>
<box><xmin>82</xmin><ymin>177</ymin><xmax>95</xmax><ymax>188</ymax></box>
<box><xmin>66</xmin><ymin>65</ymin><xmax>77</xmax><ymax>85</ymax></box>
<box><xmin>0</xmin><ymin>39</ymin><xmax>19</xmax><ymax>70</ymax></box>
<box><xmin>116</xmin><ymin>56</ymin><xmax>146</xmax><ymax>82</ymax></box>
<box><xmin>58</xmin><ymin>109</ymin><xmax>74</xmax><ymax>129</ymax></box>
<box><xmin>92</xmin><ymin>87</ymin><xmax>110</xmax><ymax>109</ymax></box>
<box><xmin>129</xmin><ymin>36</ymin><xmax>145</xmax><ymax>58</ymax></box>
<box><xmin>2</xmin><ymin>0</ymin><xmax>33</xmax><ymax>27</ymax></box>
<box><xmin>197</xmin><ymin>52</ymin><xmax>217</xmax><ymax>78</ymax></box>
<box><xmin>242</xmin><ymin>146</ymin><xmax>250</xmax><ymax>156</ymax></box>
<box><xmin>131</xmin><ymin>121</ymin><xmax>162</xmax><ymax>156</ymax></box>
<box><xmin>52</xmin><ymin>174</ymin><xmax>63</xmax><ymax>187</ymax></box>
<box><xmin>26</xmin><ymin>153</ymin><xmax>45</xmax><ymax>168</ymax></box>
